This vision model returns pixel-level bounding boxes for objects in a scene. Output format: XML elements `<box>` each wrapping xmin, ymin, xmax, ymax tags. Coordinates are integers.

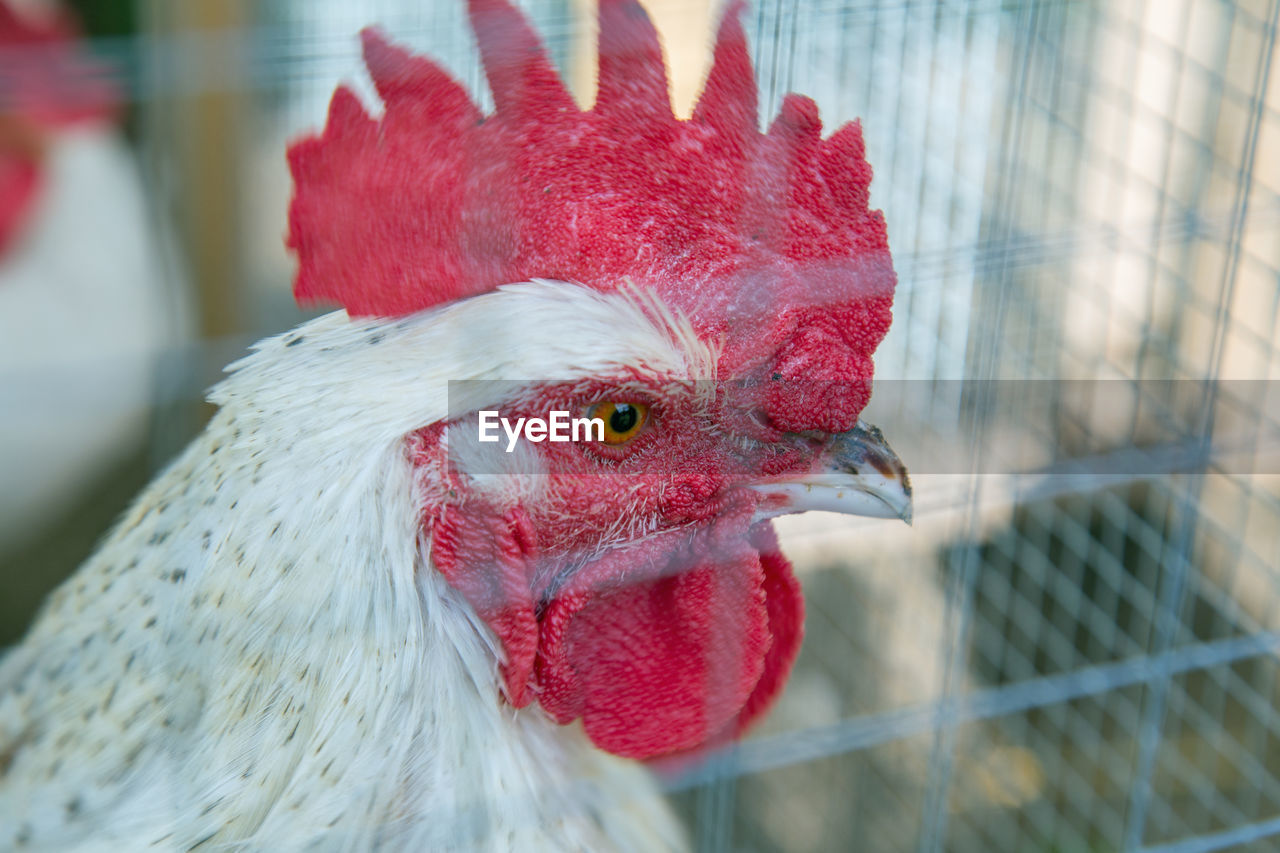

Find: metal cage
<box><xmin>4</xmin><ymin>1</ymin><xmax>1278</xmax><ymax>850</ymax></box>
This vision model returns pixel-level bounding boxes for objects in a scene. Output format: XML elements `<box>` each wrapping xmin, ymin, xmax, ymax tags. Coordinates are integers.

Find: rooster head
<box><xmin>287</xmin><ymin>0</ymin><xmax>908</xmax><ymax>760</ymax></box>
<box><xmin>0</xmin><ymin>1</ymin><xmax>115</xmax><ymax>252</ymax></box>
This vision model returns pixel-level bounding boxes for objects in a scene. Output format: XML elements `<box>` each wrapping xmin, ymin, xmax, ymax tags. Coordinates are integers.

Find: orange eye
<box><xmin>586</xmin><ymin>401</ymin><xmax>649</xmax><ymax>445</ymax></box>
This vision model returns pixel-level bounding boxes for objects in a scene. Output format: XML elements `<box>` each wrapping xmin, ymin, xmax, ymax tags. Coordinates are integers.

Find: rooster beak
<box><xmin>750</xmin><ymin>420</ymin><xmax>913</xmax><ymax>525</ymax></box>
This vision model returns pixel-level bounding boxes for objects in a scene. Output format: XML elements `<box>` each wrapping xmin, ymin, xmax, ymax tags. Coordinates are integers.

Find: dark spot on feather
<box><xmin>286</xmin><ymin>336</ymin><xmax>305</xmax><ymax>347</ymax></box>
<box><xmin>65</xmin><ymin>797</ymin><xmax>82</xmax><ymax>819</ymax></box>
<box><xmin>187</xmin><ymin>831</ymin><xmax>218</xmax><ymax>850</ymax></box>
<box><xmin>122</xmin><ymin>704</ymin><xmax>149</xmax><ymax>729</ymax></box>
<box><xmin>171</xmin><ymin>569</ymin><xmax>187</xmax><ymax>583</ymax></box>
<box><xmin>144</xmin><ymin>617</ymin><xmax>157</xmax><ymax>630</ymax></box>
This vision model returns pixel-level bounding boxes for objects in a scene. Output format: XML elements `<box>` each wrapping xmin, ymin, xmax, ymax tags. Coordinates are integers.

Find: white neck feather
<box><xmin>7</xmin><ymin>281</ymin><xmax>694</xmax><ymax>849</ymax></box>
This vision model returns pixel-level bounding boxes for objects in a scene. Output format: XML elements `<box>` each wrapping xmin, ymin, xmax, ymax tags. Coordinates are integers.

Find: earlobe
<box><xmin>430</xmin><ymin>502</ymin><xmax>540</xmax><ymax>706</ymax></box>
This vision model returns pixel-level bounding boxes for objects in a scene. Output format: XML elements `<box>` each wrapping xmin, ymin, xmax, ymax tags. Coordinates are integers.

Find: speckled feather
<box><xmin>0</xmin><ymin>283</ymin><xmax>695</xmax><ymax>851</ymax></box>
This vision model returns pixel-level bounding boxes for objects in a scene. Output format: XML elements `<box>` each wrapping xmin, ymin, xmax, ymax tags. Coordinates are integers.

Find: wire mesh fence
<box><xmin>3</xmin><ymin>0</ymin><xmax>1278</xmax><ymax>850</ymax></box>
<box><xmin>705</xmin><ymin>1</ymin><xmax>1280</xmax><ymax>851</ymax></box>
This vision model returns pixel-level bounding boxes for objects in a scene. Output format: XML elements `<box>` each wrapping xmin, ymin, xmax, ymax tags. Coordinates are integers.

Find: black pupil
<box><xmin>609</xmin><ymin>404</ymin><xmax>638</xmax><ymax>434</ymax></box>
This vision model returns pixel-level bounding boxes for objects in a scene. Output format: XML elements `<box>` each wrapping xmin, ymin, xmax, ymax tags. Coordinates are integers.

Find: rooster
<box><xmin>0</xmin><ymin>0</ymin><xmax>909</xmax><ymax>849</ymax></box>
<box><xmin>0</xmin><ymin>0</ymin><xmax>187</xmax><ymax>550</ymax></box>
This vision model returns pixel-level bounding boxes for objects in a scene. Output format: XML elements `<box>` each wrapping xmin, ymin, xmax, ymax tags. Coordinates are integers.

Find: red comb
<box><xmin>289</xmin><ymin>0</ymin><xmax>895</xmax><ymax>430</ymax></box>
<box><xmin>0</xmin><ymin>2</ymin><xmax>116</xmax><ymax>125</ymax></box>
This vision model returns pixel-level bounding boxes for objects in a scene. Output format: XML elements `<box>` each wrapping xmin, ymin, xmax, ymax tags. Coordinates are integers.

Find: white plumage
<box><xmin>0</xmin><ymin>282</ymin><xmax>695</xmax><ymax>850</ymax></box>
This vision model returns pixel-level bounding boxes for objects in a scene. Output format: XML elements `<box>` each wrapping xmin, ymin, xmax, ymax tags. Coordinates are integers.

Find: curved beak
<box><xmin>750</xmin><ymin>420</ymin><xmax>913</xmax><ymax>525</ymax></box>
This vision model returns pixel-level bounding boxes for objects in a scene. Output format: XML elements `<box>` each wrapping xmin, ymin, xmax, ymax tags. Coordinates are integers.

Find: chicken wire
<box><xmin>5</xmin><ymin>0</ymin><xmax>1278</xmax><ymax>850</ymax></box>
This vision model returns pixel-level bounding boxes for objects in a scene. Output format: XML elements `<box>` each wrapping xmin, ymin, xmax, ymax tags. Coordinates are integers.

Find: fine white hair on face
<box><xmin>212</xmin><ymin>279</ymin><xmax>717</xmax><ymax>510</ymax></box>
<box><xmin>214</xmin><ymin>279</ymin><xmax>716</xmax><ymax>449</ymax></box>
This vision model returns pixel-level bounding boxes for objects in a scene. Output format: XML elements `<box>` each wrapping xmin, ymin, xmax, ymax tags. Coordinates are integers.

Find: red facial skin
<box><xmin>415</xmin><ymin>375</ymin><xmax>823</xmax><ymax>759</ymax></box>
<box><xmin>289</xmin><ymin>0</ymin><xmax>896</xmax><ymax>762</ymax></box>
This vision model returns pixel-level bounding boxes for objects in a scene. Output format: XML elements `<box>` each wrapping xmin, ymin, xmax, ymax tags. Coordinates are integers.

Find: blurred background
<box><xmin>1</xmin><ymin>0</ymin><xmax>1278</xmax><ymax>851</ymax></box>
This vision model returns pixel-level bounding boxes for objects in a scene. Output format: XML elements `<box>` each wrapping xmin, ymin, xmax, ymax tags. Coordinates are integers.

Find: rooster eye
<box><xmin>586</xmin><ymin>401</ymin><xmax>649</xmax><ymax>445</ymax></box>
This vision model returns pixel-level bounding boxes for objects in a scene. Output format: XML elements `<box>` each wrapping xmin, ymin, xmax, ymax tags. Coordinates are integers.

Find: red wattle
<box><xmin>533</xmin><ymin>521</ymin><xmax>799</xmax><ymax>759</ymax></box>
<box><xmin>735</xmin><ymin>523</ymin><xmax>804</xmax><ymax>735</ymax></box>
<box><xmin>427</xmin><ymin>489</ymin><xmax>806</xmax><ymax>760</ymax></box>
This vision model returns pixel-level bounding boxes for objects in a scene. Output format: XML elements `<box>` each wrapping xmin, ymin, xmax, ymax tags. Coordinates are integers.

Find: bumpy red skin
<box><xmin>287</xmin><ymin>0</ymin><xmax>895</xmax><ymax>436</ymax></box>
<box><xmin>415</xmin><ymin>378</ymin><xmax>816</xmax><ymax>759</ymax></box>
<box><xmin>291</xmin><ymin>0</ymin><xmax>897</xmax><ymax>760</ymax></box>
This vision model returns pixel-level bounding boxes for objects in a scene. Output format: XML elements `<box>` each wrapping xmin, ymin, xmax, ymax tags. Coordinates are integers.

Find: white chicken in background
<box><xmin>0</xmin><ymin>0</ymin><xmax>188</xmax><ymax>549</ymax></box>
<box><xmin>0</xmin><ymin>0</ymin><xmax>910</xmax><ymax>849</ymax></box>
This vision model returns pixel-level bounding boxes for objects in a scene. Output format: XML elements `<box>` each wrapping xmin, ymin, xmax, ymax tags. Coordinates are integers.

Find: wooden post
<box><xmin>141</xmin><ymin>0</ymin><xmax>248</xmax><ymax>340</ymax></box>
